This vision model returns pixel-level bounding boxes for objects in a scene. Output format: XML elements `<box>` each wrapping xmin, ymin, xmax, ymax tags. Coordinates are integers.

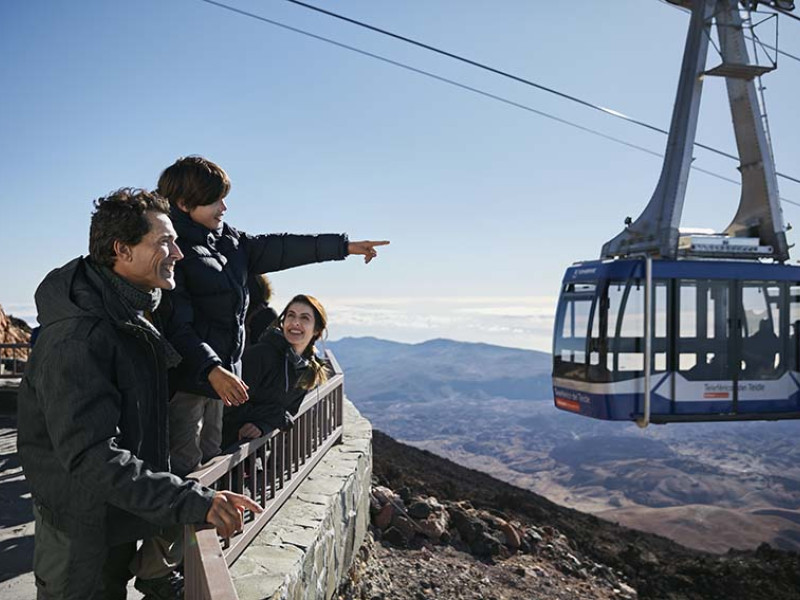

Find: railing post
<box><xmin>0</xmin><ymin>342</ymin><xmax>31</xmax><ymax>379</ymax></box>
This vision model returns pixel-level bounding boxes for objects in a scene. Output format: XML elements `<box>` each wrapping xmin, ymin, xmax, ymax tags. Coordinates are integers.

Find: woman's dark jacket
<box><xmin>17</xmin><ymin>258</ymin><xmax>215</xmax><ymax>545</ymax></box>
<box><xmin>160</xmin><ymin>206</ymin><xmax>347</xmax><ymax>398</ymax></box>
<box><xmin>222</xmin><ymin>328</ymin><xmax>309</xmax><ymax>447</ymax></box>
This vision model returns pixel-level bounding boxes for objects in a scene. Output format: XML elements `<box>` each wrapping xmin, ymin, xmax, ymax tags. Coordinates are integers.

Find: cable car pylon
<box><xmin>603</xmin><ymin>0</ymin><xmax>788</xmax><ymax>262</ymax></box>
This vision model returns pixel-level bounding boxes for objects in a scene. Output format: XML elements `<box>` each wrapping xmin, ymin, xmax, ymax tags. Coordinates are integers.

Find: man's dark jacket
<box><xmin>17</xmin><ymin>257</ymin><xmax>215</xmax><ymax>545</ymax></box>
<box><xmin>160</xmin><ymin>206</ymin><xmax>347</xmax><ymax>398</ymax></box>
<box><xmin>221</xmin><ymin>328</ymin><xmax>309</xmax><ymax>447</ymax></box>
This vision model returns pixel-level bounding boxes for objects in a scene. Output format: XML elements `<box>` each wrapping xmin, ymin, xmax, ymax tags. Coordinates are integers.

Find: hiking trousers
<box><xmin>169</xmin><ymin>391</ymin><xmax>223</xmax><ymax>477</ymax></box>
<box><xmin>32</xmin><ymin>504</ymin><xmax>136</xmax><ymax>600</ymax></box>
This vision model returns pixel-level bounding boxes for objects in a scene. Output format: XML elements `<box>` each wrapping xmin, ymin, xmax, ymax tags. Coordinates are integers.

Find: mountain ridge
<box><xmin>328</xmin><ymin>335</ymin><xmax>800</xmax><ymax>555</ymax></box>
<box><xmin>331</xmin><ymin>335</ymin><xmax>551</xmax><ymax>354</ymax></box>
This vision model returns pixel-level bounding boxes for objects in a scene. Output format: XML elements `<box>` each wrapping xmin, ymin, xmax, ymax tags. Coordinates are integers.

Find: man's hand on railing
<box><xmin>206</xmin><ymin>491</ymin><xmax>262</xmax><ymax>538</ymax></box>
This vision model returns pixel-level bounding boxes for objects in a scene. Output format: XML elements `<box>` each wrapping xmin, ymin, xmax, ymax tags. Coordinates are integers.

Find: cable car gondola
<box><xmin>554</xmin><ymin>258</ymin><xmax>800</xmax><ymax>424</ymax></box>
<box><xmin>552</xmin><ymin>0</ymin><xmax>800</xmax><ymax>425</ymax></box>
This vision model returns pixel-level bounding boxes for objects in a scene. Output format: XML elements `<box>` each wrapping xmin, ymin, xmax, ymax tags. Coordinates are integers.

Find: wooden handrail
<box><xmin>0</xmin><ymin>342</ymin><xmax>30</xmax><ymax>378</ymax></box>
<box><xmin>184</xmin><ymin>525</ymin><xmax>238</xmax><ymax>599</ymax></box>
<box><xmin>184</xmin><ymin>350</ymin><xmax>345</xmax><ymax>600</ymax></box>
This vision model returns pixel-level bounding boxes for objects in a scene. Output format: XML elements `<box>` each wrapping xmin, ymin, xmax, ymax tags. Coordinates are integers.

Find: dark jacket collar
<box><xmin>260</xmin><ymin>327</ymin><xmax>311</xmax><ymax>371</ymax></box>
<box><xmin>169</xmin><ymin>204</ymin><xmax>224</xmax><ymax>245</ymax></box>
<box><xmin>35</xmin><ymin>257</ymin><xmax>180</xmax><ymax>364</ymax></box>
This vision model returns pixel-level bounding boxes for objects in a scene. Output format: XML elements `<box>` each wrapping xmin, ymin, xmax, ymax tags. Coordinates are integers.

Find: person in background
<box><xmin>156</xmin><ymin>155</ymin><xmax>388</xmax><ymax>476</ymax></box>
<box><xmin>742</xmin><ymin>318</ymin><xmax>780</xmax><ymax>378</ymax></box>
<box><xmin>17</xmin><ymin>188</ymin><xmax>260</xmax><ymax>600</ymax></box>
<box><xmin>222</xmin><ymin>294</ymin><xmax>329</xmax><ymax>446</ymax></box>
<box><xmin>245</xmin><ymin>273</ymin><xmax>278</xmax><ymax>347</ymax></box>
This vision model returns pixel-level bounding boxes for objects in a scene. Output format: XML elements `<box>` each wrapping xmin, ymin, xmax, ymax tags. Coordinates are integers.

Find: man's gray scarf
<box><xmin>100</xmin><ymin>266</ymin><xmax>182</xmax><ymax>369</ymax></box>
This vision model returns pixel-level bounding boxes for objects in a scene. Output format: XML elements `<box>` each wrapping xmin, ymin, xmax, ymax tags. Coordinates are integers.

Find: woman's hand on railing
<box><xmin>238</xmin><ymin>423</ymin><xmax>263</xmax><ymax>440</ymax></box>
<box><xmin>279</xmin><ymin>411</ymin><xmax>295</xmax><ymax>432</ymax></box>
<box><xmin>206</xmin><ymin>491</ymin><xmax>263</xmax><ymax>538</ymax></box>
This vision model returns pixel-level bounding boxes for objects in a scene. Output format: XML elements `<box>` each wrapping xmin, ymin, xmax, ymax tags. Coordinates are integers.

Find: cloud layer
<box><xmin>8</xmin><ymin>296</ymin><xmax>558</xmax><ymax>352</ymax></box>
<box><xmin>316</xmin><ymin>296</ymin><xmax>556</xmax><ymax>351</ymax></box>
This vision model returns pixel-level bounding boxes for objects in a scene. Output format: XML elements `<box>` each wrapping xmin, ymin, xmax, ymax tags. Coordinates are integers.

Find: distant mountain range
<box><xmin>327</xmin><ymin>336</ymin><xmax>551</xmax><ymax>403</ymax></box>
<box><xmin>327</xmin><ymin>336</ymin><xmax>800</xmax><ymax>554</ymax></box>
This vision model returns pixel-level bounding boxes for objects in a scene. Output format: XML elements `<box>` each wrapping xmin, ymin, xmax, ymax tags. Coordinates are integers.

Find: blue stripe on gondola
<box><xmin>553</xmin><ymin>384</ymin><xmax>800</xmax><ymax>421</ymax></box>
<box><xmin>563</xmin><ymin>259</ymin><xmax>800</xmax><ymax>283</ymax></box>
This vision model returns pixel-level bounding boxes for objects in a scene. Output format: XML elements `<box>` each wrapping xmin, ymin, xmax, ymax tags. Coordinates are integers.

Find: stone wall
<box><xmin>230</xmin><ymin>397</ymin><xmax>372</xmax><ymax>600</ymax></box>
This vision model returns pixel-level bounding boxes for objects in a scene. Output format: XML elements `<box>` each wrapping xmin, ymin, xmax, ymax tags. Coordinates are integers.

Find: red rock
<box><xmin>374</xmin><ymin>502</ymin><xmax>394</xmax><ymax>530</ymax></box>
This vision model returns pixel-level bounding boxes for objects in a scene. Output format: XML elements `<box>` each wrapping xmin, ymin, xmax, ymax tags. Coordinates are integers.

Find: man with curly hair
<box><xmin>18</xmin><ymin>188</ymin><xmax>260</xmax><ymax>600</ymax></box>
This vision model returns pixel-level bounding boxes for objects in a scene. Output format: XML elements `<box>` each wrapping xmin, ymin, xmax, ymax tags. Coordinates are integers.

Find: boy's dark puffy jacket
<box><xmin>161</xmin><ymin>205</ymin><xmax>347</xmax><ymax>398</ymax></box>
<box><xmin>17</xmin><ymin>257</ymin><xmax>215</xmax><ymax>545</ymax></box>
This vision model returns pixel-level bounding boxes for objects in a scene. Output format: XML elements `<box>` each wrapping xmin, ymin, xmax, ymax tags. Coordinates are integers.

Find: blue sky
<box><xmin>1</xmin><ymin>0</ymin><xmax>799</xmax><ymax>350</ymax></box>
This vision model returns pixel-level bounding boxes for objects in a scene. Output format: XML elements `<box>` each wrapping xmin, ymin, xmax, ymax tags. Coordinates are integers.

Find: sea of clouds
<box><xmin>7</xmin><ymin>296</ymin><xmax>557</xmax><ymax>352</ymax></box>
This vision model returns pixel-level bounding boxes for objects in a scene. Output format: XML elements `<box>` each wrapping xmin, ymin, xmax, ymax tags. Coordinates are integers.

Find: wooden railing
<box><xmin>184</xmin><ymin>351</ymin><xmax>345</xmax><ymax>600</ymax></box>
<box><xmin>0</xmin><ymin>342</ymin><xmax>30</xmax><ymax>378</ymax></box>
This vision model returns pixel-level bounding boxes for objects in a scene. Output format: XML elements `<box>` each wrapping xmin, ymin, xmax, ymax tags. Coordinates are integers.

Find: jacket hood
<box><xmin>257</xmin><ymin>327</ymin><xmax>289</xmax><ymax>351</ymax></box>
<box><xmin>259</xmin><ymin>326</ymin><xmax>290</xmax><ymax>348</ymax></box>
<box><xmin>35</xmin><ymin>257</ymin><xmax>128</xmax><ymax>329</ymax></box>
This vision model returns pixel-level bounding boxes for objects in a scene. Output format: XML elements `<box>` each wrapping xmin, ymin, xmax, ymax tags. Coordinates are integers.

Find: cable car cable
<box><xmin>746</xmin><ymin>35</ymin><xmax>800</xmax><ymax>63</ymax></box>
<box><xmin>193</xmin><ymin>2</ymin><xmax>669</xmax><ymax>159</ymax></box>
<box><xmin>278</xmin><ymin>1</ymin><xmax>690</xmax><ymax>137</ymax></box>
<box><xmin>279</xmin><ymin>0</ymin><xmax>800</xmax><ymax>185</ymax></box>
<box><xmin>196</xmin><ymin>0</ymin><xmax>800</xmax><ymax>203</ymax></box>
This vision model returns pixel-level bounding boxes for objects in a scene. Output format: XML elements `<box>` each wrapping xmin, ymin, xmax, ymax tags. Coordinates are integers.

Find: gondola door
<box><xmin>736</xmin><ymin>281</ymin><xmax>789</xmax><ymax>415</ymax></box>
<box><xmin>674</xmin><ymin>279</ymin><xmax>736</xmax><ymax>416</ymax></box>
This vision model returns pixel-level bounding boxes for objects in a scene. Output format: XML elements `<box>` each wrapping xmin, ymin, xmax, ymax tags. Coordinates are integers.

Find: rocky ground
<box><xmin>339</xmin><ymin>532</ymin><xmax>635</xmax><ymax>600</ymax></box>
<box><xmin>337</xmin><ymin>430</ymin><xmax>800</xmax><ymax>600</ymax></box>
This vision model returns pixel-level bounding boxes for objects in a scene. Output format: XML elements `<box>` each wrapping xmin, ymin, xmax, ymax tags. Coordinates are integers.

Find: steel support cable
<box><xmin>195</xmin><ymin>0</ymin><xmax>800</xmax><ymax>206</ymax></box>
<box><xmin>281</xmin><ymin>0</ymin><xmax>800</xmax><ymax>185</ymax></box>
<box><xmin>754</xmin><ymin>10</ymin><xmax>800</xmax><ymax>185</ymax></box>
<box><xmin>772</xmin><ymin>42</ymin><xmax>800</xmax><ymax>61</ymax></box>
<box><xmin>634</xmin><ymin>2</ymin><xmax>800</xmax><ymax>60</ymax></box>
<box><xmin>752</xmin><ymin>37</ymin><xmax>800</xmax><ymax>62</ymax></box>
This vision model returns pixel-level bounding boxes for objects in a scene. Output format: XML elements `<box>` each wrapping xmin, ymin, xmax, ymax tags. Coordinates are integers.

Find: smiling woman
<box><xmin>282</xmin><ymin>295</ymin><xmax>326</xmax><ymax>355</ymax></box>
<box><xmin>221</xmin><ymin>294</ymin><xmax>330</xmax><ymax>446</ymax></box>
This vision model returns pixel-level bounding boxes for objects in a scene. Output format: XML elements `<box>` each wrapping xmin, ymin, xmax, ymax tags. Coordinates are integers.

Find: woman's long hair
<box><xmin>278</xmin><ymin>294</ymin><xmax>329</xmax><ymax>390</ymax></box>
